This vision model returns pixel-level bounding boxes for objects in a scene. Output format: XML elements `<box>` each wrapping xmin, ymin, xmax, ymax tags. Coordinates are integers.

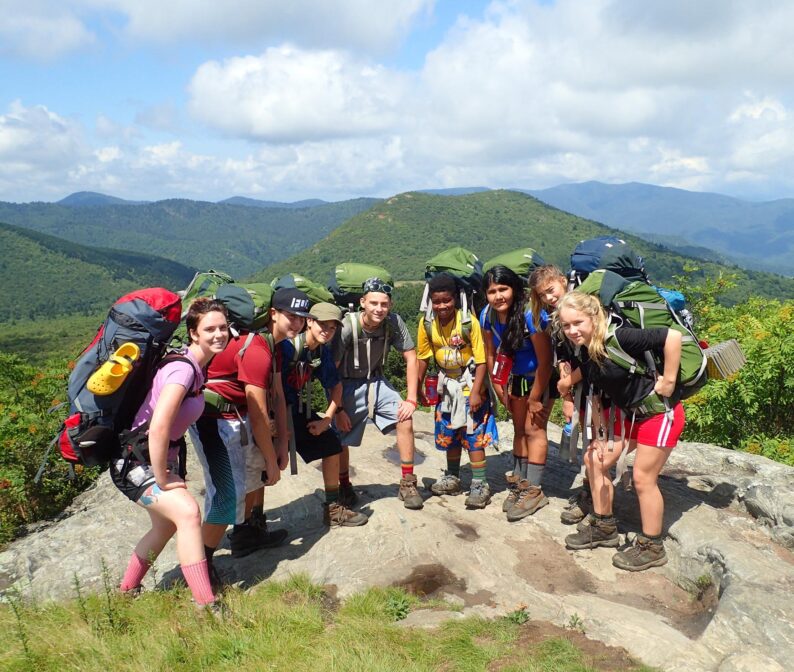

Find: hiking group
<box><xmin>54</xmin><ymin>236</ymin><xmax>718</xmax><ymax>612</ymax></box>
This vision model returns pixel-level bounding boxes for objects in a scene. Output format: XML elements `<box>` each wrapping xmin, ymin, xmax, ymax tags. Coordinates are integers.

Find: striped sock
<box><xmin>401</xmin><ymin>460</ymin><xmax>414</xmax><ymax>477</ymax></box>
<box><xmin>181</xmin><ymin>559</ymin><xmax>215</xmax><ymax>606</ymax></box>
<box><xmin>120</xmin><ymin>552</ymin><xmax>150</xmax><ymax>592</ymax></box>
<box><xmin>469</xmin><ymin>454</ymin><xmax>487</xmax><ymax>483</ymax></box>
<box><xmin>339</xmin><ymin>470</ymin><xmax>351</xmax><ymax>487</ymax></box>
<box><xmin>527</xmin><ymin>461</ymin><xmax>545</xmax><ymax>487</ymax></box>
<box><xmin>325</xmin><ymin>485</ymin><xmax>340</xmax><ymax>504</ymax></box>
<box><xmin>446</xmin><ymin>449</ymin><xmax>462</xmax><ymax>478</ymax></box>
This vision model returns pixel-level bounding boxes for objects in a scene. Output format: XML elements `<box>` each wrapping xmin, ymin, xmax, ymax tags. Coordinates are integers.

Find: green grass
<box><xmin>0</xmin><ymin>574</ymin><xmax>654</xmax><ymax>672</ymax></box>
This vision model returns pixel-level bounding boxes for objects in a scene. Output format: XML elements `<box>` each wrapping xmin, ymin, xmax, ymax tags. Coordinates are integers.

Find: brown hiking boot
<box><xmin>398</xmin><ymin>473</ymin><xmax>424</xmax><ymax>510</ymax></box>
<box><xmin>464</xmin><ymin>479</ymin><xmax>491</xmax><ymax>509</ymax></box>
<box><xmin>612</xmin><ymin>534</ymin><xmax>667</xmax><ymax>572</ymax></box>
<box><xmin>560</xmin><ymin>487</ymin><xmax>592</xmax><ymax>525</ymax></box>
<box><xmin>506</xmin><ymin>480</ymin><xmax>548</xmax><ymax>521</ymax></box>
<box><xmin>565</xmin><ymin>514</ymin><xmax>619</xmax><ymax>550</ymax></box>
<box><xmin>323</xmin><ymin>502</ymin><xmax>369</xmax><ymax>527</ymax></box>
<box><xmin>502</xmin><ymin>472</ymin><xmax>521</xmax><ymax>512</ymax></box>
<box><xmin>338</xmin><ymin>481</ymin><xmax>359</xmax><ymax>507</ymax></box>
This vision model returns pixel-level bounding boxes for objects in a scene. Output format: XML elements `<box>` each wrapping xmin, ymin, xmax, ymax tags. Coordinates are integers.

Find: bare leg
<box><xmin>396</xmin><ymin>417</ymin><xmax>416</xmax><ymax>465</ymax></box>
<box><xmin>632</xmin><ymin>443</ymin><xmax>673</xmax><ymax>536</ymax></box>
<box><xmin>322</xmin><ymin>453</ymin><xmax>340</xmax><ymax>488</ymax></box>
<box><xmin>509</xmin><ymin>396</ymin><xmax>528</xmax><ymax>458</ymax></box>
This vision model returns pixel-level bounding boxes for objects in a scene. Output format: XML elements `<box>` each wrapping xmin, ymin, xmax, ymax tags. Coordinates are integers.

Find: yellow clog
<box><xmin>87</xmin><ymin>343</ymin><xmax>141</xmax><ymax>395</ymax></box>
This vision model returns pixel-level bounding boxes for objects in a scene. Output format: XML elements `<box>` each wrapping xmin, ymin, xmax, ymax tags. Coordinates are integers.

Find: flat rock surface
<box><xmin>1</xmin><ymin>411</ymin><xmax>792</xmax><ymax>672</ymax></box>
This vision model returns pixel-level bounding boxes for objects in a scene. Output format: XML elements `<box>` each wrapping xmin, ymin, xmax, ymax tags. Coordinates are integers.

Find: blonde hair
<box><xmin>554</xmin><ymin>292</ymin><xmax>609</xmax><ymax>366</ymax></box>
<box><xmin>528</xmin><ymin>264</ymin><xmax>567</xmax><ymax>331</ymax></box>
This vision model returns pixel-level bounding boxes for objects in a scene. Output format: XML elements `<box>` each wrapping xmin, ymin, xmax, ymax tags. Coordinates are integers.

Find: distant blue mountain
<box><xmin>418</xmin><ymin>187</ymin><xmax>492</xmax><ymax>196</ymax></box>
<box><xmin>522</xmin><ymin>181</ymin><xmax>793</xmax><ymax>276</ymax></box>
<box><xmin>58</xmin><ymin>191</ymin><xmax>149</xmax><ymax>206</ymax></box>
<box><xmin>219</xmin><ymin>196</ymin><xmax>328</xmax><ymax>209</ymax></box>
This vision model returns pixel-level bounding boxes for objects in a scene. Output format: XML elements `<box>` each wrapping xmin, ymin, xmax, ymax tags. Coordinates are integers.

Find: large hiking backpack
<box><xmin>46</xmin><ymin>289</ymin><xmax>183</xmax><ymax>475</ymax></box>
<box><xmin>420</xmin><ymin>246</ymin><xmax>484</xmax><ymax>320</ymax></box>
<box><xmin>329</xmin><ymin>263</ymin><xmax>394</xmax><ymax>311</ymax></box>
<box><xmin>577</xmin><ymin>269</ymin><xmax>708</xmax><ymax>405</ymax></box>
<box><xmin>568</xmin><ymin>236</ymin><xmax>647</xmax><ymax>289</ymax></box>
<box><xmin>271</xmin><ymin>273</ymin><xmax>333</xmax><ymax>307</ymax></box>
<box><xmin>179</xmin><ymin>270</ymin><xmax>235</xmax><ymax>306</ymax></box>
<box><xmin>483</xmin><ymin>248</ymin><xmax>546</xmax><ymax>285</ymax></box>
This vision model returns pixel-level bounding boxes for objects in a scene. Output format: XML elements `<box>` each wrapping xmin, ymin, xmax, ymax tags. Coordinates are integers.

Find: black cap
<box><xmin>272</xmin><ymin>287</ymin><xmax>311</xmax><ymax>317</ymax></box>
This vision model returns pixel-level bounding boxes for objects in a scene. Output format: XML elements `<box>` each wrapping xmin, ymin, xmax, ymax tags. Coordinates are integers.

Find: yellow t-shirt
<box><xmin>416</xmin><ymin>310</ymin><xmax>486</xmax><ymax>379</ymax></box>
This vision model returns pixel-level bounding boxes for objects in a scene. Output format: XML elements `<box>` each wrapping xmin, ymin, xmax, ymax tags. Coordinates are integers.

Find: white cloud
<box><xmin>188</xmin><ymin>47</ymin><xmax>411</xmax><ymax>143</ymax></box>
<box><xmin>0</xmin><ymin>1</ymin><xmax>95</xmax><ymax>60</ymax></box>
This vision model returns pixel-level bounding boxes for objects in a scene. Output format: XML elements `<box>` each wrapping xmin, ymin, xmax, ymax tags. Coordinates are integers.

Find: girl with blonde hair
<box><xmin>555</xmin><ymin>291</ymin><xmax>685</xmax><ymax>571</ymax></box>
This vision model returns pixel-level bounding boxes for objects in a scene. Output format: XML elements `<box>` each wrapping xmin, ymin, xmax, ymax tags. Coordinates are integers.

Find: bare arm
<box><xmin>147</xmin><ymin>383</ymin><xmax>189</xmax><ymax>490</ymax></box>
<box><xmin>655</xmin><ymin>329</ymin><xmax>683</xmax><ymax>398</ymax></box>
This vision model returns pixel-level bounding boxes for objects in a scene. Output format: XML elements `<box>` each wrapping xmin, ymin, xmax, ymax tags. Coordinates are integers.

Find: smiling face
<box><xmin>271</xmin><ymin>309</ymin><xmax>306</xmax><ymax>342</ymax></box>
<box><xmin>430</xmin><ymin>290</ymin><xmax>456</xmax><ymax>324</ymax></box>
<box><xmin>307</xmin><ymin>317</ymin><xmax>338</xmax><ymax>345</ymax></box>
<box><xmin>485</xmin><ymin>282</ymin><xmax>514</xmax><ymax>317</ymax></box>
<box><xmin>539</xmin><ymin>278</ymin><xmax>567</xmax><ymax>310</ymax></box>
<box><xmin>189</xmin><ymin>309</ymin><xmax>229</xmax><ymax>358</ymax></box>
<box><xmin>360</xmin><ymin>291</ymin><xmax>391</xmax><ymax>327</ymax></box>
<box><xmin>558</xmin><ymin>306</ymin><xmax>595</xmax><ymax>347</ymax></box>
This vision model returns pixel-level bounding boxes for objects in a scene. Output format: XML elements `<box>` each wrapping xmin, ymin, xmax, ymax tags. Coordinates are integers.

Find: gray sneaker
<box><xmin>398</xmin><ymin>473</ymin><xmax>424</xmax><ymax>510</ymax></box>
<box><xmin>502</xmin><ymin>472</ymin><xmax>521</xmax><ymax>512</ymax></box>
<box><xmin>565</xmin><ymin>514</ymin><xmax>619</xmax><ymax>550</ymax></box>
<box><xmin>612</xmin><ymin>535</ymin><xmax>667</xmax><ymax>572</ymax></box>
<box><xmin>506</xmin><ymin>480</ymin><xmax>548</xmax><ymax>521</ymax></box>
<box><xmin>465</xmin><ymin>479</ymin><xmax>491</xmax><ymax>509</ymax></box>
<box><xmin>431</xmin><ymin>472</ymin><xmax>462</xmax><ymax>496</ymax></box>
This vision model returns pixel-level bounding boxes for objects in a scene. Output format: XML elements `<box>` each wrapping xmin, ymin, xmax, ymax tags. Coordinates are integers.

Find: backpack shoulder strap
<box><xmin>156</xmin><ymin>353</ymin><xmax>203</xmax><ymax>397</ymax></box>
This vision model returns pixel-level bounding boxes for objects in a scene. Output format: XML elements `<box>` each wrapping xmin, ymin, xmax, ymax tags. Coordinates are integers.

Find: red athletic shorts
<box><xmin>583</xmin><ymin>402</ymin><xmax>686</xmax><ymax>448</ymax></box>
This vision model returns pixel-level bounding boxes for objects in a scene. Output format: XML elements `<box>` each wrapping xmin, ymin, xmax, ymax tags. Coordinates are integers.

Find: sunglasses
<box><xmin>362</xmin><ymin>279</ymin><xmax>393</xmax><ymax>296</ymax></box>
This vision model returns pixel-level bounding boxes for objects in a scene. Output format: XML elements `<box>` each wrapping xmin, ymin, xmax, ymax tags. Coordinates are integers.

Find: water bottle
<box><xmin>559</xmin><ymin>421</ymin><xmax>573</xmax><ymax>458</ymax></box>
<box><xmin>491</xmin><ymin>352</ymin><xmax>513</xmax><ymax>386</ymax></box>
<box><xmin>424</xmin><ymin>374</ymin><xmax>439</xmax><ymax>406</ymax></box>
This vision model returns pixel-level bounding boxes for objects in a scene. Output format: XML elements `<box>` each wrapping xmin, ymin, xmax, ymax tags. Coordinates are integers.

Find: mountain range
<box><xmin>523</xmin><ymin>181</ymin><xmax>793</xmax><ymax>276</ymax></box>
<box><xmin>252</xmin><ymin>190</ymin><xmax>792</xmax><ymax>306</ymax></box>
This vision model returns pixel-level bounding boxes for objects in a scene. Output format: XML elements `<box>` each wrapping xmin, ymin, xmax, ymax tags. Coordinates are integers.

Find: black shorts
<box><xmin>510</xmin><ymin>374</ymin><xmax>535</xmax><ymax>397</ymax></box>
<box><xmin>292</xmin><ymin>411</ymin><xmax>343</xmax><ymax>463</ymax></box>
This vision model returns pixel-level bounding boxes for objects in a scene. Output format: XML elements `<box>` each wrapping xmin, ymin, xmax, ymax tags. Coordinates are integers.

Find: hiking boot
<box><xmin>338</xmin><ymin>481</ymin><xmax>359</xmax><ymax>507</ymax></box>
<box><xmin>612</xmin><ymin>535</ymin><xmax>668</xmax><ymax>572</ymax></box>
<box><xmin>431</xmin><ymin>472</ymin><xmax>462</xmax><ymax>496</ymax></box>
<box><xmin>502</xmin><ymin>472</ymin><xmax>521</xmax><ymax>512</ymax></box>
<box><xmin>248</xmin><ymin>508</ymin><xmax>269</xmax><ymax>531</ymax></box>
<box><xmin>564</xmin><ymin>514</ymin><xmax>619</xmax><ymax>550</ymax></box>
<box><xmin>506</xmin><ymin>480</ymin><xmax>548</xmax><ymax>521</ymax></box>
<box><xmin>323</xmin><ymin>502</ymin><xmax>369</xmax><ymax>527</ymax></box>
<box><xmin>398</xmin><ymin>473</ymin><xmax>424</xmax><ymax>510</ymax></box>
<box><xmin>465</xmin><ymin>479</ymin><xmax>491</xmax><ymax>509</ymax></box>
<box><xmin>228</xmin><ymin>523</ymin><xmax>288</xmax><ymax>558</ymax></box>
<box><xmin>560</xmin><ymin>488</ymin><xmax>592</xmax><ymax>525</ymax></box>
<box><xmin>194</xmin><ymin>599</ymin><xmax>226</xmax><ymax>620</ymax></box>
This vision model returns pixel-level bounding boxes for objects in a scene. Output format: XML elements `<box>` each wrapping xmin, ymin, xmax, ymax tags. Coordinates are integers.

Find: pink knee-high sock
<box><xmin>181</xmin><ymin>559</ymin><xmax>215</xmax><ymax>605</ymax></box>
<box><xmin>120</xmin><ymin>552</ymin><xmax>151</xmax><ymax>592</ymax></box>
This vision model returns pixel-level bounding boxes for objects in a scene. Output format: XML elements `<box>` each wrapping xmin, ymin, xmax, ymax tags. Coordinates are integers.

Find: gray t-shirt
<box><xmin>334</xmin><ymin>312</ymin><xmax>415</xmax><ymax>380</ymax></box>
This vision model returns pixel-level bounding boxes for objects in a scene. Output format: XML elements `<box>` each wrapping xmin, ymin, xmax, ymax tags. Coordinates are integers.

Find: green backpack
<box><xmin>271</xmin><ymin>273</ymin><xmax>333</xmax><ymax>307</ymax></box>
<box><xmin>577</xmin><ymin>269</ymin><xmax>708</xmax><ymax>411</ymax></box>
<box><xmin>483</xmin><ymin>248</ymin><xmax>546</xmax><ymax>284</ymax></box>
<box><xmin>329</xmin><ymin>263</ymin><xmax>394</xmax><ymax>311</ymax></box>
<box><xmin>238</xmin><ymin>283</ymin><xmax>274</xmax><ymax>331</ymax></box>
<box><xmin>179</xmin><ymin>270</ymin><xmax>235</xmax><ymax>309</ymax></box>
<box><xmin>421</xmin><ymin>246</ymin><xmax>484</xmax><ymax>320</ymax></box>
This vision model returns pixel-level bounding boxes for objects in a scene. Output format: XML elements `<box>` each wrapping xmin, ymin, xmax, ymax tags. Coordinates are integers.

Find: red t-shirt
<box><xmin>205</xmin><ymin>332</ymin><xmax>280</xmax><ymax>415</ymax></box>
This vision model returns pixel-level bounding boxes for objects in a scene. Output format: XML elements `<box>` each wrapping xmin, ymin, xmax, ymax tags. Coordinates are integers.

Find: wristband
<box><xmin>335</xmin><ymin>407</ymin><xmax>345</xmax><ymax>415</ymax></box>
<box><xmin>405</xmin><ymin>399</ymin><xmax>417</xmax><ymax>407</ymax></box>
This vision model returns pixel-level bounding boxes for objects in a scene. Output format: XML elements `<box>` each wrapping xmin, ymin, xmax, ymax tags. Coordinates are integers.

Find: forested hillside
<box><xmin>251</xmin><ymin>190</ymin><xmax>793</xmax><ymax>304</ymax></box>
<box><xmin>0</xmin><ymin>222</ymin><xmax>195</xmax><ymax>321</ymax></box>
<box><xmin>0</xmin><ymin>197</ymin><xmax>379</xmax><ymax>277</ymax></box>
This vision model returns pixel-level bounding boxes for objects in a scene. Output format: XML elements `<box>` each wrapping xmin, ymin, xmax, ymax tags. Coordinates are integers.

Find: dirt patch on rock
<box><xmin>509</xmin><ymin>536</ymin><xmax>597</xmax><ymax>594</ymax></box>
<box><xmin>490</xmin><ymin>620</ymin><xmax>649</xmax><ymax>671</ymax></box>
<box><xmin>393</xmin><ymin>563</ymin><xmax>496</xmax><ymax>608</ymax></box>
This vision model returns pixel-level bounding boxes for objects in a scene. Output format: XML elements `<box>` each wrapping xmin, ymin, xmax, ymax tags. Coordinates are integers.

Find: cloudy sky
<box><xmin>2</xmin><ymin>0</ymin><xmax>794</xmax><ymax>203</ymax></box>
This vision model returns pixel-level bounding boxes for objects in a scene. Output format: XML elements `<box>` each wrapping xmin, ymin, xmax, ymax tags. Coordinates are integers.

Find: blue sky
<box><xmin>2</xmin><ymin>1</ymin><xmax>794</xmax><ymax>203</ymax></box>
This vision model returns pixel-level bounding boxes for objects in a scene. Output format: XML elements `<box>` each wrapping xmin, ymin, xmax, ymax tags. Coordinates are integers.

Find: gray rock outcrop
<box><xmin>1</xmin><ymin>412</ymin><xmax>792</xmax><ymax>671</ymax></box>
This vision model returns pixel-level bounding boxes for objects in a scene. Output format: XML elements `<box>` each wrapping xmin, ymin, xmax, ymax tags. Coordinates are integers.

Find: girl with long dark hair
<box><xmin>480</xmin><ymin>265</ymin><xmax>553</xmax><ymax>521</ymax></box>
